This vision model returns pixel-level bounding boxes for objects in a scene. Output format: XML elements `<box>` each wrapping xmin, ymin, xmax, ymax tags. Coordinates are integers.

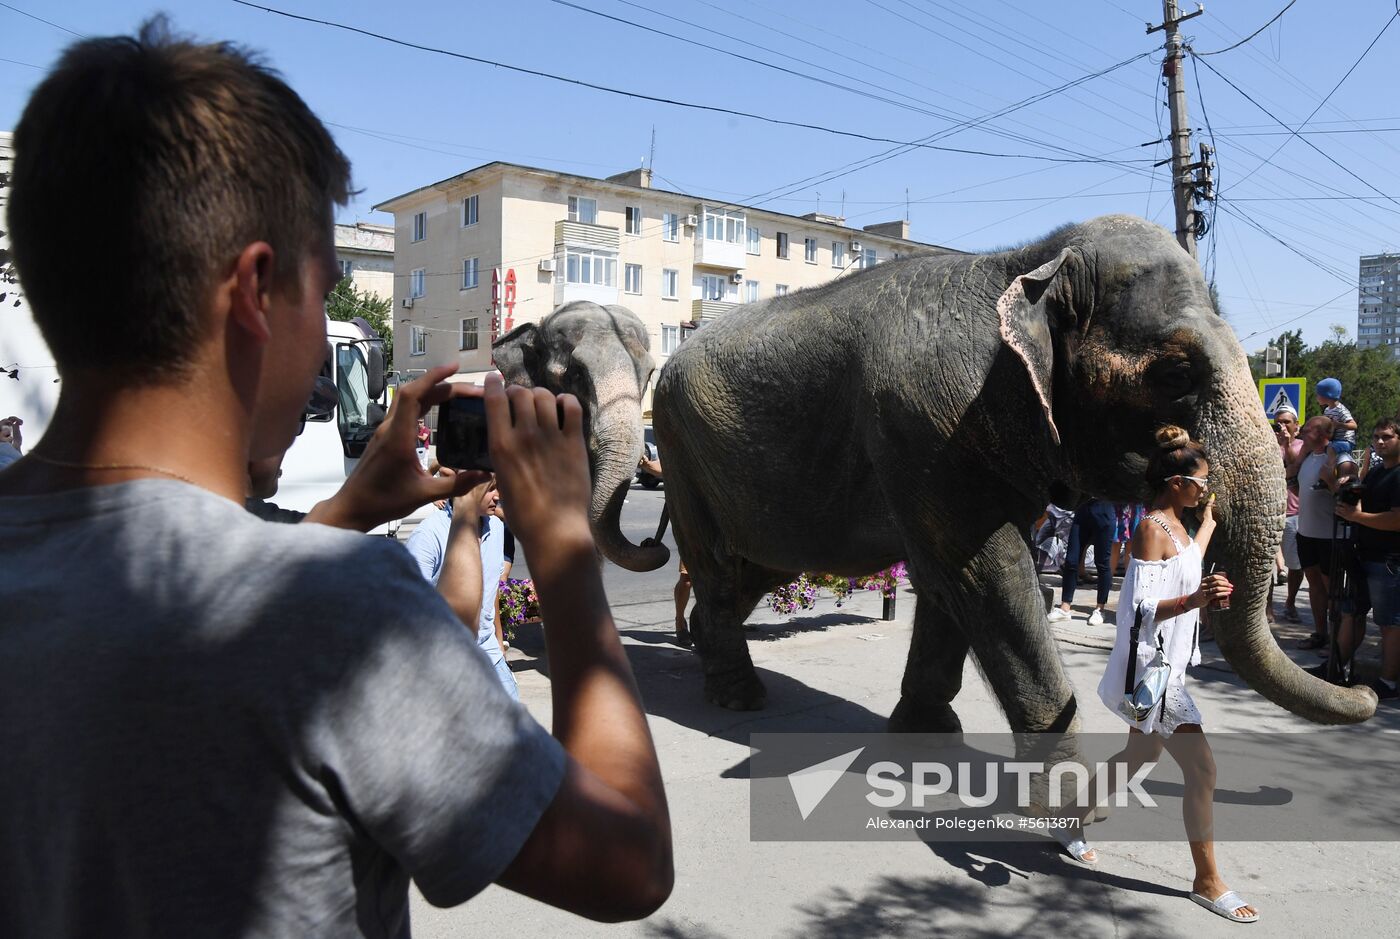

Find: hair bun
<box><xmin>1155</xmin><ymin>425</ymin><xmax>1191</xmax><ymax>451</ymax></box>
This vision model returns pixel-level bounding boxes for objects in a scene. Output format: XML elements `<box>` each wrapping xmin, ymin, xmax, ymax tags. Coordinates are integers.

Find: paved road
<box><xmin>408</xmin><ymin>485</ymin><xmax>1400</xmax><ymax>938</ymax></box>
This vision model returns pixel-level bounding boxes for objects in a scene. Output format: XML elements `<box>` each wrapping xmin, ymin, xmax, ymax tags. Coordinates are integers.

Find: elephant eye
<box><xmin>1152</xmin><ymin>360</ymin><xmax>1195</xmax><ymax>399</ymax></box>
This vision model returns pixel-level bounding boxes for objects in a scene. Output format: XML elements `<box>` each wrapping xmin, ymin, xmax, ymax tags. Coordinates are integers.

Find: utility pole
<box><xmin>1148</xmin><ymin>1</ymin><xmax>1205</xmax><ymax>258</ymax></box>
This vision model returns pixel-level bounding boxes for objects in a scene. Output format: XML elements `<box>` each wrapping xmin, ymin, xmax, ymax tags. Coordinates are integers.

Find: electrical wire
<box><xmin>0</xmin><ymin>1</ymin><xmax>83</xmax><ymax>37</ymax></box>
<box><xmin>229</xmin><ymin>1</ymin><xmax>1152</xmax><ymax>169</ymax></box>
<box><xmin>1193</xmin><ymin>0</ymin><xmax>1297</xmax><ymax>56</ymax></box>
<box><xmin>1195</xmin><ymin>10</ymin><xmax>1400</xmax><ymax>202</ymax></box>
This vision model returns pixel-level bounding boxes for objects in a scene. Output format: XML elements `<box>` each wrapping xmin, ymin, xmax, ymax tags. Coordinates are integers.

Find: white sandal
<box><xmin>1190</xmin><ymin>889</ymin><xmax>1259</xmax><ymax>923</ymax></box>
<box><xmin>1052</xmin><ymin>828</ymin><xmax>1098</xmax><ymax>865</ymax></box>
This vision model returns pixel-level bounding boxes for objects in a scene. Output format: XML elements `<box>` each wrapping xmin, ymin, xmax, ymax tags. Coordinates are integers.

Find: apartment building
<box><xmin>373</xmin><ymin>162</ymin><xmax>953</xmax><ymax>383</ymax></box>
<box><xmin>333</xmin><ymin>221</ymin><xmax>394</xmax><ymax>301</ymax></box>
<box><xmin>1358</xmin><ymin>253</ymin><xmax>1400</xmax><ymax>358</ymax></box>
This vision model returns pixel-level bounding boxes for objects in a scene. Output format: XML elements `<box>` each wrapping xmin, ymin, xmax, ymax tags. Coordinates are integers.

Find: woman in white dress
<box><xmin>1061</xmin><ymin>426</ymin><xmax>1257</xmax><ymax>924</ymax></box>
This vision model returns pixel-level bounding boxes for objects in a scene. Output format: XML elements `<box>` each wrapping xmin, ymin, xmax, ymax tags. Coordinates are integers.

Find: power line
<box><xmin>0</xmin><ymin>1</ymin><xmax>83</xmax><ymax>37</ymax></box>
<box><xmin>1196</xmin><ymin>10</ymin><xmax>1400</xmax><ymax>202</ymax></box>
<box><xmin>1236</xmin><ymin>286</ymin><xmax>1358</xmax><ymax>343</ymax></box>
<box><xmin>229</xmin><ymin>1</ymin><xmax>1151</xmax><ymax>168</ymax></box>
<box><xmin>1194</xmin><ymin>0</ymin><xmax>1297</xmax><ymax>56</ymax></box>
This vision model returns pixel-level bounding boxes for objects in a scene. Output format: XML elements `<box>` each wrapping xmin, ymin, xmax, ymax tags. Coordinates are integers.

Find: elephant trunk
<box><xmin>586</xmin><ymin>385</ymin><xmax>670</xmax><ymax>573</ymax></box>
<box><xmin>1197</xmin><ymin>362</ymin><xmax>1376</xmax><ymax>723</ymax></box>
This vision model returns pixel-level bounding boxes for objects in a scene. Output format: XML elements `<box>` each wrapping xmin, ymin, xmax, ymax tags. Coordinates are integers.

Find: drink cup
<box><xmin>1209</xmin><ymin>564</ymin><xmax>1230</xmax><ymax>611</ymax></box>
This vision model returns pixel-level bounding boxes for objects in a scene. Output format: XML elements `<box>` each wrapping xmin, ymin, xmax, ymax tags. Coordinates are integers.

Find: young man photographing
<box><xmin>0</xmin><ymin>21</ymin><xmax>670</xmax><ymax>938</ymax></box>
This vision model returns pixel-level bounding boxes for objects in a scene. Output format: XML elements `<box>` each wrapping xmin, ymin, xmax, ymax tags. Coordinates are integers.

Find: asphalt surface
<box><xmin>404</xmin><ymin>485</ymin><xmax>1400</xmax><ymax>939</ymax></box>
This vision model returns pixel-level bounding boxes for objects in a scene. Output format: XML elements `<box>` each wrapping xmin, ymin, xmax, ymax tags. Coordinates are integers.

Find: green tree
<box><xmin>1292</xmin><ymin>338</ymin><xmax>1400</xmax><ymax>428</ymax></box>
<box><xmin>325</xmin><ymin>277</ymin><xmax>393</xmax><ymax>366</ymax></box>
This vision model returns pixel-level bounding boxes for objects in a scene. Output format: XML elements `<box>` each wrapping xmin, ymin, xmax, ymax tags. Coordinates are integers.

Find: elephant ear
<box><xmin>996</xmin><ymin>247</ymin><xmax>1085</xmax><ymax>447</ymax></box>
<box><xmin>492</xmin><ymin>321</ymin><xmax>540</xmax><ymax>388</ymax></box>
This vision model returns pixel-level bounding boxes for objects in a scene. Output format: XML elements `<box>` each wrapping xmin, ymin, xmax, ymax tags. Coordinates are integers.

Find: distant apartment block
<box><xmin>373</xmin><ymin>163</ymin><xmax>952</xmax><ymax>382</ymax></box>
<box><xmin>1358</xmin><ymin>253</ymin><xmax>1400</xmax><ymax>356</ymax></box>
<box><xmin>333</xmin><ymin>222</ymin><xmax>394</xmax><ymax>301</ymax></box>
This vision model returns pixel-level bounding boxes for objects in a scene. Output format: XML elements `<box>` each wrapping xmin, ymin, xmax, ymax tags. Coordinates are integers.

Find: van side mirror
<box><xmin>366</xmin><ymin>342</ymin><xmax>387</xmax><ymax>400</ymax></box>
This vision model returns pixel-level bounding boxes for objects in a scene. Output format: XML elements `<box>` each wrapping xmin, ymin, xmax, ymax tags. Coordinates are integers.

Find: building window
<box><xmin>746</xmin><ymin>226</ymin><xmax>761</xmax><ymax>255</ymax></box>
<box><xmin>410</xmin><ymin>268</ymin><xmax>425</xmax><ymax>298</ymax></box>
<box><xmin>568</xmin><ymin>195</ymin><xmax>597</xmax><ymax>224</ymax></box>
<box><xmin>459</xmin><ymin>317</ymin><xmax>479</xmax><ymax>351</ymax></box>
<box><xmin>804</xmin><ymin>238</ymin><xmax>818</xmax><ymax>263</ymax></box>
<box><xmin>700</xmin><ymin>274</ymin><xmax>729</xmax><ymax>301</ymax></box>
<box><xmin>776</xmin><ymin>232</ymin><xmax>790</xmax><ymax>259</ymax></box>
<box><xmin>625</xmin><ymin>206</ymin><xmax>643</xmax><ymax>235</ymax></box>
<box><xmin>775</xmin><ymin>284</ymin><xmax>789</xmax><ymax>297</ymax></box>
<box><xmin>661</xmin><ymin>324</ymin><xmax>679</xmax><ymax>355</ymax></box>
<box><xmin>564</xmin><ymin>249</ymin><xmax>616</xmax><ymax>286</ymax></box>
<box><xmin>461</xmin><ymin>257</ymin><xmax>479</xmax><ymax>290</ymax></box>
<box><xmin>662</xmin><ymin>268</ymin><xmax>679</xmax><ymax>299</ymax></box>
<box><xmin>662</xmin><ymin>212</ymin><xmax>680</xmax><ymax>242</ymax></box>
<box><xmin>337</xmin><ymin>258</ymin><xmax>353</xmax><ymax>280</ymax></box>
<box><xmin>410</xmin><ymin>325</ymin><xmax>426</xmax><ymax>356</ymax></box>
<box><xmin>703</xmin><ymin>205</ymin><xmax>745</xmax><ymax>244</ymax></box>
<box><xmin>831</xmin><ymin>241</ymin><xmax>846</xmax><ymax>268</ymax></box>
<box><xmin>461</xmin><ymin>194</ymin><xmax>479</xmax><ymax>227</ymax></box>
<box><xmin>863</xmin><ymin>247</ymin><xmax>877</xmax><ymax>268</ymax></box>
<box><xmin>625</xmin><ymin>263</ymin><xmax>642</xmax><ymax>294</ymax></box>
<box><xmin>412</xmin><ymin>211</ymin><xmax>426</xmax><ymax>242</ymax></box>
<box><xmin>745</xmin><ymin>280</ymin><xmax>759</xmax><ymax>303</ymax></box>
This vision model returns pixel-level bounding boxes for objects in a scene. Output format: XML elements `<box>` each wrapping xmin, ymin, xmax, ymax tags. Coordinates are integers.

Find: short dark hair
<box><xmin>1145</xmin><ymin>424</ymin><xmax>1209</xmax><ymax>491</ymax></box>
<box><xmin>1374</xmin><ymin>418</ymin><xmax>1400</xmax><ymax>436</ymax></box>
<box><xmin>7</xmin><ymin>17</ymin><xmax>351</xmax><ymax>383</ymax></box>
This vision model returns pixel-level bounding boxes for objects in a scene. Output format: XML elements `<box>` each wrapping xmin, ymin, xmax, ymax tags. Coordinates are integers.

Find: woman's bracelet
<box><xmin>1175</xmin><ymin>595</ymin><xmax>1189</xmax><ymax>616</ymax></box>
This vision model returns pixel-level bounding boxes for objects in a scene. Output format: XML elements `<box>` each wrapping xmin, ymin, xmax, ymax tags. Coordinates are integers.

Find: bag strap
<box><xmin>1124</xmin><ymin>602</ymin><xmax>1144</xmax><ymax>696</ymax></box>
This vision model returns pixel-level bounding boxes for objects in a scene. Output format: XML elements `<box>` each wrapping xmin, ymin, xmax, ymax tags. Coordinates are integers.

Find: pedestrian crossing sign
<box><xmin>1258</xmin><ymin>377</ymin><xmax>1306</xmax><ymax>422</ymax></box>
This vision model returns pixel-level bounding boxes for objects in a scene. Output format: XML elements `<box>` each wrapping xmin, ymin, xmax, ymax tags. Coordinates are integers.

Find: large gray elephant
<box><xmin>493</xmin><ymin>215</ymin><xmax>1376</xmax><ymax>734</ymax></box>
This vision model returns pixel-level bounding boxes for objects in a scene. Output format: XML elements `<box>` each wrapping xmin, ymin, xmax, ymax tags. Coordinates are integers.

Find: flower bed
<box><xmin>766</xmin><ymin>562</ymin><xmax>908</xmax><ymax>616</ymax></box>
<box><xmin>497</xmin><ymin>578</ymin><xmax>541</xmax><ymax>640</ymax></box>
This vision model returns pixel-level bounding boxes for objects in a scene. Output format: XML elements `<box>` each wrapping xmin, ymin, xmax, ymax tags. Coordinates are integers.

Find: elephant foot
<box><xmin>704</xmin><ymin>665</ymin><xmax>767</xmax><ymax>711</ymax></box>
<box><xmin>887</xmin><ymin>696</ymin><xmax>963</xmax><ymax>736</ymax></box>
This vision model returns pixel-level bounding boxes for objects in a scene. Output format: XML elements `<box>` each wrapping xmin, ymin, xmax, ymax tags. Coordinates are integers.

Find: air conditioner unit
<box><xmin>539</xmin><ymin>258</ymin><xmax>557</xmax><ymax>272</ymax></box>
<box><xmin>684</xmin><ymin>214</ymin><xmax>698</xmax><ymax>227</ymax></box>
<box><xmin>848</xmin><ymin>240</ymin><xmax>863</xmax><ymax>254</ymax></box>
<box><xmin>729</xmin><ymin>272</ymin><xmax>744</xmax><ymax>285</ymax></box>
<box><xmin>401</xmin><ymin>297</ymin><xmax>414</xmax><ymax>309</ymax></box>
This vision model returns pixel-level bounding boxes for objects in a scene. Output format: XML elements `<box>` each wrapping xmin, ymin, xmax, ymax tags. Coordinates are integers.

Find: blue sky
<box><xmin>4</xmin><ymin>1</ymin><xmax>1397</xmax><ymax>350</ymax></box>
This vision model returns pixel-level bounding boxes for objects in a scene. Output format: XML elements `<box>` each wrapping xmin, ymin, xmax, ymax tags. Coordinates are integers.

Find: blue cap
<box><xmin>1316</xmin><ymin>377</ymin><xmax>1342</xmax><ymax>399</ymax></box>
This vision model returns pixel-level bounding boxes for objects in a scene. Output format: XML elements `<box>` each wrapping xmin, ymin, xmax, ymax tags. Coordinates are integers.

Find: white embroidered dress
<box><xmin>1095</xmin><ymin>516</ymin><xmax>1204</xmax><ymax>736</ymax></box>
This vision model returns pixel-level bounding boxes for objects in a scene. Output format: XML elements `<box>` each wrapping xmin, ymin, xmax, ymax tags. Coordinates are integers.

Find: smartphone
<box><xmin>435</xmin><ymin>396</ymin><xmax>492</xmax><ymax>471</ymax></box>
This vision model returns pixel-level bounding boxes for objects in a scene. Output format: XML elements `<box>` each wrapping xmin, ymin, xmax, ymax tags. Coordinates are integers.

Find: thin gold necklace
<box><xmin>23</xmin><ymin>452</ymin><xmax>199</xmax><ymax>487</ymax></box>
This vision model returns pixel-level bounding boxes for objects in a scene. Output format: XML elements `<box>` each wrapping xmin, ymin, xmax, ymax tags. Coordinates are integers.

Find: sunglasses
<box><xmin>1175</xmin><ymin>474</ymin><xmax>1210</xmax><ymax>490</ymax></box>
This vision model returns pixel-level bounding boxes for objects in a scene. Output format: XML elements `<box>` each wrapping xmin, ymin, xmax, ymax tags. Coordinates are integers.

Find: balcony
<box><xmin>695</xmin><ymin>236</ymin><xmax>745</xmax><ymax>270</ymax></box>
<box><xmin>555</xmin><ymin>220</ymin><xmax>620</xmax><ymax>251</ymax></box>
<box><xmin>692</xmin><ymin>299</ymin><xmax>737</xmax><ymax>321</ymax></box>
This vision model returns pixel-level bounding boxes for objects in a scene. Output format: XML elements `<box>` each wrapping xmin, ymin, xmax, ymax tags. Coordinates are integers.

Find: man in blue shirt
<box><xmin>407</xmin><ymin>474</ymin><xmax>518</xmax><ymax>699</ymax></box>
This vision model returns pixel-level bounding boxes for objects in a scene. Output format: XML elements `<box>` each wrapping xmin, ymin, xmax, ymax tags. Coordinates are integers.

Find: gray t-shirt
<box><xmin>1296</xmin><ymin>451</ymin><xmax>1337</xmax><ymax>539</ymax></box>
<box><xmin>0</xmin><ymin>480</ymin><xmax>565</xmax><ymax>939</ymax></box>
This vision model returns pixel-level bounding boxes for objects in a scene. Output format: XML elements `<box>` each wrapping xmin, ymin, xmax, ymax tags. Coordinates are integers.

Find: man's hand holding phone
<box><xmin>308</xmin><ymin>366</ymin><xmax>487</xmax><ymax>531</ymax></box>
<box><xmin>480</xmin><ymin>374</ymin><xmax>593</xmax><ymax>556</ymax></box>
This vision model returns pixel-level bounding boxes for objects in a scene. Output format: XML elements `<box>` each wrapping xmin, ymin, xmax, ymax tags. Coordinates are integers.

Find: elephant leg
<box><xmin>688</xmin><ymin>559</ymin><xmax>778</xmax><ymax>711</ymax></box>
<box><xmin>946</xmin><ymin>523</ymin><xmax>1080</xmax><ymax>735</ymax></box>
<box><xmin>889</xmin><ymin>590</ymin><xmax>970</xmax><ymax>735</ymax></box>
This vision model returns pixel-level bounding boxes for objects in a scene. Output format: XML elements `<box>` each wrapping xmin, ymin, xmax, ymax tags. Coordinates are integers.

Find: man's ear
<box><xmin>492</xmin><ymin>322</ymin><xmax>540</xmax><ymax>388</ymax></box>
<box><xmin>996</xmin><ymin>247</ymin><xmax>1087</xmax><ymax>446</ymax></box>
<box><xmin>229</xmin><ymin>242</ymin><xmax>278</xmax><ymax>343</ymax></box>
